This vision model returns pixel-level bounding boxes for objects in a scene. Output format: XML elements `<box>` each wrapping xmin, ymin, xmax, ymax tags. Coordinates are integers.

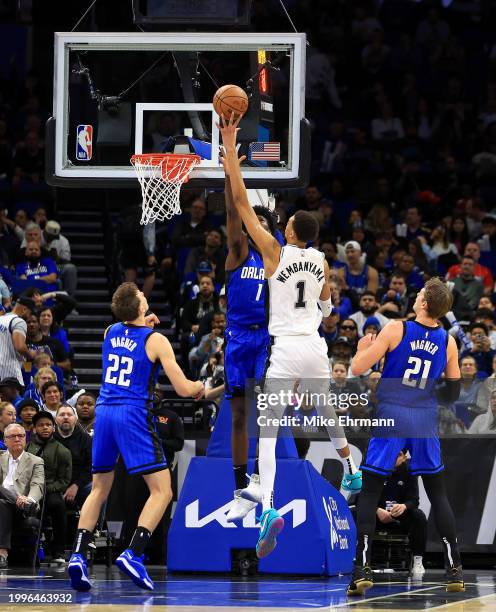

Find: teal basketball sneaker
<box><xmin>256</xmin><ymin>508</ymin><xmax>284</xmax><ymax>559</ymax></box>
<box><xmin>341</xmin><ymin>470</ymin><xmax>362</xmax><ymax>493</ymax></box>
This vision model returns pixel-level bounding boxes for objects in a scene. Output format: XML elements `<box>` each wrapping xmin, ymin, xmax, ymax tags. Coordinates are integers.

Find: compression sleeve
<box><xmin>318</xmin><ymin>297</ymin><xmax>333</xmax><ymax>317</ymax></box>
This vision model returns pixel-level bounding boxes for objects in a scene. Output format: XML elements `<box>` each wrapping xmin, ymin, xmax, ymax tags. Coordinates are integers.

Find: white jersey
<box><xmin>268</xmin><ymin>245</ymin><xmax>326</xmax><ymax>336</ymax></box>
<box><xmin>0</xmin><ymin>312</ymin><xmax>27</xmax><ymax>384</ymax></box>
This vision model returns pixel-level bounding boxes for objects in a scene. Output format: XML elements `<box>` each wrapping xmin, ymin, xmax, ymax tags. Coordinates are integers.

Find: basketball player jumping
<box><xmin>347</xmin><ymin>278</ymin><xmax>464</xmax><ymax>595</ymax></box>
<box><xmin>223</xmin><ymin>160</ymin><xmax>279</xmax><ymax>523</ymax></box>
<box><xmin>68</xmin><ymin>283</ymin><xmax>203</xmax><ymax>591</ymax></box>
<box><xmin>219</xmin><ymin>114</ymin><xmax>362</xmax><ymax>558</ymax></box>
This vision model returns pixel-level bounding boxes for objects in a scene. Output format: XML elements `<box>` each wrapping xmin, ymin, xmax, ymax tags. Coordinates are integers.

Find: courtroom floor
<box><xmin>0</xmin><ymin>567</ymin><xmax>495</xmax><ymax>611</ymax></box>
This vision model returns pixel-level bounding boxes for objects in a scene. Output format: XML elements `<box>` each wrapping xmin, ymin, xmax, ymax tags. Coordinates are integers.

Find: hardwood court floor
<box><xmin>0</xmin><ymin>567</ymin><xmax>495</xmax><ymax>611</ymax></box>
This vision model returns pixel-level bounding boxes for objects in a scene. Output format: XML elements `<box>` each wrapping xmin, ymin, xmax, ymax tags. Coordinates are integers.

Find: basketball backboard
<box><xmin>47</xmin><ymin>32</ymin><xmax>309</xmax><ymax>189</ymax></box>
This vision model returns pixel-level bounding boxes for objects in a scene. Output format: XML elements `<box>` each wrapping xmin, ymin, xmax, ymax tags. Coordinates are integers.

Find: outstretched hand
<box><xmin>357</xmin><ymin>333</ymin><xmax>376</xmax><ymax>352</ymax></box>
<box><xmin>216</xmin><ymin>113</ymin><xmax>242</xmax><ymax>153</ymax></box>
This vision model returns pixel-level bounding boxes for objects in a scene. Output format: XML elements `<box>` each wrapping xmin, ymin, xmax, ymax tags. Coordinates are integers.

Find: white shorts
<box><xmin>265</xmin><ymin>333</ymin><xmax>330</xmax><ymax>380</ymax></box>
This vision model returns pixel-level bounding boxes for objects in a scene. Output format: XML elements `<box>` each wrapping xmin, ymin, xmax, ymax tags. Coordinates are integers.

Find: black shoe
<box><xmin>446</xmin><ymin>566</ymin><xmax>465</xmax><ymax>592</ymax></box>
<box><xmin>0</xmin><ymin>555</ymin><xmax>7</xmax><ymax>569</ymax></box>
<box><xmin>347</xmin><ymin>565</ymin><xmax>374</xmax><ymax>596</ymax></box>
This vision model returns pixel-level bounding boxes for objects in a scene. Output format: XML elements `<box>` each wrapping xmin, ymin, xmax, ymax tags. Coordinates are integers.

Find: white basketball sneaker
<box><xmin>411</xmin><ymin>556</ymin><xmax>425</xmax><ymax>578</ymax></box>
<box><xmin>239</xmin><ymin>473</ymin><xmax>263</xmax><ymax>504</ymax></box>
<box><xmin>226</xmin><ymin>490</ymin><xmax>257</xmax><ymax>523</ymax></box>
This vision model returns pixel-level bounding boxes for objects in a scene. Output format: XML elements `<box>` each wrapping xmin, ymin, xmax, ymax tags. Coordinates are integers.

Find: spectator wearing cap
<box><xmin>0</xmin><ymin>377</ymin><xmax>24</xmax><ymax>408</ymax></box>
<box><xmin>350</xmin><ymin>292</ymin><xmax>390</xmax><ymax>337</ymax></box>
<box><xmin>26</xmin><ymin>410</ymin><xmax>71</xmax><ymax>564</ymax></box>
<box><xmin>329</xmin><ymin>336</ymin><xmax>355</xmax><ymax>369</ymax></box>
<box><xmin>184</xmin><ymin>228</ymin><xmax>225</xmax><ymax>286</ymax></box>
<box><xmin>0</xmin><ymin>297</ymin><xmax>37</xmax><ymax>386</ymax></box>
<box><xmin>26</xmin><ymin>311</ymin><xmax>71</xmax><ymax>372</ymax></box>
<box><xmin>0</xmin><ymin>401</ymin><xmax>17</xmax><ymax>449</ymax></box>
<box><xmin>43</xmin><ymin>220</ymin><xmax>77</xmax><ymax>298</ymax></box>
<box><xmin>181</xmin><ymin>260</ymin><xmax>221</xmax><ymax>303</ymax></box>
<box><xmin>15</xmin><ymin>241</ymin><xmax>58</xmax><ymax>287</ymax></box>
<box><xmin>362</xmin><ymin>316</ymin><xmax>382</xmax><ymax>337</ymax></box>
<box><xmin>446</xmin><ymin>242</ymin><xmax>493</xmax><ymax>296</ymax></box>
<box><xmin>337</xmin><ymin>240</ymin><xmax>379</xmax><ymax>301</ymax></box>
<box><xmin>17</xmin><ymin>398</ymin><xmax>39</xmax><ymax>442</ymax></box>
<box><xmin>75</xmin><ymin>392</ymin><xmax>96</xmax><ymax>436</ymax></box>
<box><xmin>22</xmin><ymin>287</ymin><xmax>76</xmax><ymax>324</ymax></box>
<box><xmin>54</xmin><ymin>405</ymin><xmax>92</xmax><ymax>508</ymax></box>
<box><xmin>40</xmin><ymin>381</ymin><xmax>64</xmax><ymax>417</ymax></box>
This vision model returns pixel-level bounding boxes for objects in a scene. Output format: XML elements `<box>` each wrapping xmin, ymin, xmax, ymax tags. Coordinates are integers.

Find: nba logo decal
<box><xmin>76</xmin><ymin>124</ymin><xmax>93</xmax><ymax>161</ymax></box>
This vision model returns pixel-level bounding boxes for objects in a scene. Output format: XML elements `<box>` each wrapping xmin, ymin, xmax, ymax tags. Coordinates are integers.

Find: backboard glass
<box><xmin>47</xmin><ymin>32</ymin><xmax>309</xmax><ymax>189</ymax></box>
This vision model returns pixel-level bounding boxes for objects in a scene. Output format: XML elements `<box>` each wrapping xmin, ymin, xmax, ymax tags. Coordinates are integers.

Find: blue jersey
<box><xmin>345</xmin><ymin>264</ymin><xmax>368</xmax><ymax>295</ymax></box>
<box><xmin>378</xmin><ymin>320</ymin><xmax>448</xmax><ymax>410</ymax></box>
<box><xmin>226</xmin><ymin>246</ymin><xmax>266</xmax><ymax>329</ymax></box>
<box><xmin>98</xmin><ymin>323</ymin><xmax>159</xmax><ymax>405</ymax></box>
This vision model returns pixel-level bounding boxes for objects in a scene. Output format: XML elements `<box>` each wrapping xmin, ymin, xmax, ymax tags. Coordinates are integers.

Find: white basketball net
<box><xmin>131</xmin><ymin>154</ymin><xmax>200</xmax><ymax>225</ymax></box>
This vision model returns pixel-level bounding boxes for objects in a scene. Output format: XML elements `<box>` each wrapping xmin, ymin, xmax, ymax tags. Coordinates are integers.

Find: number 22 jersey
<box><xmin>98</xmin><ymin>323</ymin><xmax>159</xmax><ymax>405</ymax></box>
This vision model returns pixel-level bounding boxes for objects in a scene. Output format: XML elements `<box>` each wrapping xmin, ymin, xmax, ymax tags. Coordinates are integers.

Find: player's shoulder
<box><xmin>382</xmin><ymin>319</ymin><xmax>405</xmax><ymax>338</ymax></box>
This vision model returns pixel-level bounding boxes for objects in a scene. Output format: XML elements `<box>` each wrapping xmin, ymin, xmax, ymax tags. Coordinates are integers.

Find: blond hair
<box><xmin>34</xmin><ymin>367</ymin><xmax>57</xmax><ymax>389</ymax></box>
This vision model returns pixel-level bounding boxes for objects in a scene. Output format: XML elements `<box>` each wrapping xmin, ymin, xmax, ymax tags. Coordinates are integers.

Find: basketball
<box><xmin>213</xmin><ymin>84</ymin><xmax>249</xmax><ymax>119</ymax></box>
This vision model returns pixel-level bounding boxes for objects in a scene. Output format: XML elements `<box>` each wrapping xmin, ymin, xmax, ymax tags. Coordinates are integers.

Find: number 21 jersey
<box><xmin>268</xmin><ymin>245</ymin><xmax>325</xmax><ymax>336</ymax></box>
<box><xmin>98</xmin><ymin>323</ymin><xmax>159</xmax><ymax>405</ymax></box>
<box><xmin>378</xmin><ymin>320</ymin><xmax>448</xmax><ymax>410</ymax></box>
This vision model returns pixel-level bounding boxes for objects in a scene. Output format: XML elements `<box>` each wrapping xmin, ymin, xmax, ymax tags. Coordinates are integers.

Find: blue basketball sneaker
<box><xmin>115</xmin><ymin>549</ymin><xmax>154</xmax><ymax>591</ymax></box>
<box><xmin>256</xmin><ymin>508</ymin><xmax>284</xmax><ymax>559</ymax></box>
<box><xmin>341</xmin><ymin>470</ymin><xmax>362</xmax><ymax>493</ymax></box>
<box><xmin>68</xmin><ymin>553</ymin><xmax>92</xmax><ymax>591</ymax></box>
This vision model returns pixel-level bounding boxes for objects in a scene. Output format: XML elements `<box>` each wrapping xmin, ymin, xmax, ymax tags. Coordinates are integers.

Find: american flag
<box><xmin>249</xmin><ymin>141</ymin><xmax>281</xmax><ymax>161</ymax></box>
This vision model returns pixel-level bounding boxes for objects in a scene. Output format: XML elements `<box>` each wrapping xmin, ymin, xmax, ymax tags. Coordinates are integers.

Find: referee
<box><xmin>0</xmin><ymin>296</ymin><xmax>37</xmax><ymax>388</ymax></box>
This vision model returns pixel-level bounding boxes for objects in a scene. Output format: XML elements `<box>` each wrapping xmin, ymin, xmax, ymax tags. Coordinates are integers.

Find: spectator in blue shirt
<box><xmin>15</xmin><ymin>242</ymin><xmax>58</xmax><ymax>285</ymax></box>
<box><xmin>397</xmin><ymin>253</ymin><xmax>424</xmax><ymax>289</ymax></box>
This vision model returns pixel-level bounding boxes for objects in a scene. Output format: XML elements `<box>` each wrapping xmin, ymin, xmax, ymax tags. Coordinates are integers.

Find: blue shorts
<box><xmin>362</xmin><ymin>437</ymin><xmax>444</xmax><ymax>477</ymax></box>
<box><xmin>92</xmin><ymin>401</ymin><xmax>167</xmax><ymax>475</ymax></box>
<box><xmin>224</xmin><ymin>326</ymin><xmax>269</xmax><ymax>399</ymax></box>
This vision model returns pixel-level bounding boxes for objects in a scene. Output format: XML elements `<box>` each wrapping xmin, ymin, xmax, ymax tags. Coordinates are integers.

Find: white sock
<box><xmin>259</xmin><ymin>437</ymin><xmax>277</xmax><ymax>511</ymax></box>
<box><xmin>339</xmin><ymin>449</ymin><xmax>358</xmax><ymax>475</ymax></box>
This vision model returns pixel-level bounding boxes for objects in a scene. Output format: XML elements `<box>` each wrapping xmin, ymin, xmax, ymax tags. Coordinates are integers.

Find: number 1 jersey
<box><xmin>378</xmin><ymin>320</ymin><xmax>448</xmax><ymax>410</ymax></box>
<box><xmin>268</xmin><ymin>245</ymin><xmax>325</xmax><ymax>336</ymax></box>
<box><xmin>99</xmin><ymin>323</ymin><xmax>159</xmax><ymax>405</ymax></box>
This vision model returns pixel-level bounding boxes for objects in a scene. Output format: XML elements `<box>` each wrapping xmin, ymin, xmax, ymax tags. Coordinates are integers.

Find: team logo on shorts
<box><xmin>76</xmin><ymin>124</ymin><xmax>93</xmax><ymax>161</ymax></box>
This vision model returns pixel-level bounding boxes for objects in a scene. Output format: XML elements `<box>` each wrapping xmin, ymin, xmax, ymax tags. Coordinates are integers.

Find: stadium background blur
<box><xmin>0</xmin><ymin>0</ymin><xmax>495</xmax><ymax>564</ymax></box>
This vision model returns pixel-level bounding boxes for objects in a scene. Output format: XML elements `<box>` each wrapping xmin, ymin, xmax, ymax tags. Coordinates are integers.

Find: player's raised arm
<box><xmin>224</xmin><ymin>163</ymin><xmax>248</xmax><ymax>269</ymax></box>
<box><xmin>146</xmin><ymin>333</ymin><xmax>204</xmax><ymax>399</ymax></box>
<box><xmin>351</xmin><ymin>320</ymin><xmax>403</xmax><ymax>375</ymax></box>
<box><xmin>218</xmin><ymin>114</ymin><xmax>280</xmax><ymax>266</ymax></box>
